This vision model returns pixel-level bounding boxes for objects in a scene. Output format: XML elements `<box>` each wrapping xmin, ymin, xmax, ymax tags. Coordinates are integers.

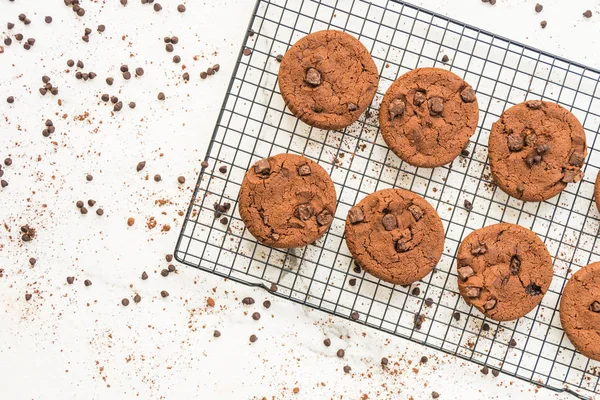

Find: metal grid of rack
<box><xmin>175</xmin><ymin>1</ymin><xmax>600</xmax><ymax>398</ymax></box>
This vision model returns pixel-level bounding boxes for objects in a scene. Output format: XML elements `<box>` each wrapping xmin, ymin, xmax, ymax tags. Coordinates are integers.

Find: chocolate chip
<box><xmin>129</xmin><ymin>102</ymin><xmax>136</xmax><ymax>109</ymax></box>
<box><xmin>200</xmin><ymin>71</ymin><xmax>207</xmax><ymax>79</ymax></box>
<box><xmin>276</xmin><ymin>54</ymin><xmax>283</xmax><ymax>62</ymax></box>
<box><xmin>535</xmin><ymin>3</ymin><xmax>543</xmax><ymax>12</ymax></box>
<box><xmin>77</xmin><ymin>60</ymin><xmax>84</xmax><ymax>68</ymax></box>
<box><xmin>353</xmin><ymin>263</ymin><xmax>361</xmax><ymax>274</ymax></box>
<box><xmin>96</xmin><ymin>208</ymin><xmax>104</xmax><ymax>216</ymax></box>
<box><xmin>177</xmin><ymin>4</ymin><xmax>186</xmax><ymax>12</ymax></box>
<box><xmin>294</xmin><ymin>204</ymin><xmax>313</xmax><ymax>221</ymax></box>
<box><xmin>3</xmin><ymin>37</ymin><xmax>12</xmax><ymax>46</ymax></box>
<box><xmin>525</xmin><ymin>151</ymin><xmax>542</xmax><ymax>168</ymax></box>
<box><xmin>121</xmin><ymin>298</ymin><xmax>130</xmax><ymax>306</ymax></box>
<box><xmin>67</xmin><ymin>276</ymin><xmax>75</xmax><ymax>284</ymax></box>
<box><xmin>453</xmin><ymin>312</ymin><xmax>460</xmax><ymax>321</ymax></box>
<box><xmin>86</xmin><ymin>174</ymin><xmax>93</xmax><ymax>181</ymax></box>
<box><xmin>29</xmin><ymin>257</ymin><xmax>36</xmax><ymax>265</ymax></box>
<box><xmin>382</xmin><ymin>214</ymin><xmax>397</xmax><ymax>231</ymax></box>
<box><xmin>133</xmin><ymin>294</ymin><xmax>141</xmax><ymax>304</ymax></box>
<box><xmin>411</xmin><ymin>91</ymin><xmax>426</xmax><ymax>107</ymax></box>
<box><xmin>15</xmin><ymin>33</ymin><xmax>23</xmax><ymax>41</ymax></box>
<box><xmin>509</xmin><ymin>338</ymin><xmax>517</xmax><ymax>347</ymax></box>
<box><xmin>154</xmin><ymin>174</ymin><xmax>161</xmax><ymax>182</ymax></box>
<box><xmin>395</xmin><ymin>240</ymin><xmax>408</xmax><ymax>253</ymax></box>
<box><xmin>213</xmin><ymin>64</ymin><xmax>220</xmax><ymax>72</ymax></box>
<box><xmin>206</xmin><ymin>67</ymin><xmax>214</xmax><ymax>76</ymax></box>
<box><xmin>7</xmin><ymin>23</ymin><xmax>14</xmax><ymax>30</ymax></box>
<box><xmin>347</xmin><ymin>103</ymin><xmax>358</xmax><ymax>112</ymax></box>
<box><xmin>590</xmin><ymin>301</ymin><xmax>600</xmax><ymax>312</ymax></box>
<box><xmin>77</xmin><ymin>8</ymin><xmax>85</xmax><ymax>16</ymax></box>
<box><xmin>463</xmin><ymin>199</ymin><xmax>473</xmax><ymax>211</ymax></box>
<box><xmin>252</xmin><ymin>312</ymin><xmax>261</xmax><ymax>321</ymax></box>
<box><xmin>381</xmin><ymin>357</ymin><xmax>389</xmax><ymax>366</ymax></box>
<box><xmin>525</xmin><ymin>283</ymin><xmax>542</xmax><ymax>296</ymax></box>
<box><xmin>157</xmin><ymin>92</ymin><xmax>165</xmax><ymax>100</ymax></box>
<box><xmin>296</xmin><ymin>164</ymin><xmax>311</xmax><ymax>176</ymax></box>
<box><xmin>84</xmin><ymin>279</ymin><xmax>92</xmax><ymax>286</ymax></box>
<box><xmin>428</xmin><ymin>97</ymin><xmax>444</xmax><ymax>115</ymax></box>
<box><xmin>182</xmin><ymin>72</ymin><xmax>190</xmax><ymax>81</ymax></box>
<box><xmin>536</xmin><ymin>143</ymin><xmax>550</xmax><ymax>155</ymax></box>
<box><xmin>510</xmin><ymin>256</ymin><xmax>521</xmax><ymax>275</ymax></box>
<box><xmin>25</xmin><ymin>293</ymin><xmax>32</xmax><ymax>301</ymax></box>
<box><xmin>516</xmin><ymin>184</ymin><xmax>525</xmax><ymax>194</ymax></box>
<box><xmin>441</xmin><ymin>54</ymin><xmax>449</xmax><ymax>63</ymax></box>
<box><xmin>336</xmin><ymin>349</ymin><xmax>345</xmax><ymax>358</ymax></box>
<box><xmin>527</xmin><ymin>100</ymin><xmax>543</xmax><ymax>109</ymax></box>
<box><xmin>316</xmin><ymin>210</ymin><xmax>333</xmax><ymax>226</ymax></box>
<box><xmin>507</xmin><ymin>134</ymin><xmax>524</xmax><ymax>152</ymax></box>
<box><xmin>412</xmin><ymin>287</ymin><xmax>421</xmax><ymax>296</ymax></box>
<box><xmin>350</xmin><ymin>311</ymin><xmax>359</xmax><ymax>320</ymax></box>
<box><xmin>304</xmin><ymin>67</ymin><xmax>321</xmax><ymax>86</ymax></box>
<box><xmin>160</xmin><ymin>290</ymin><xmax>169</xmax><ymax>298</ymax></box>
<box><xmin>343</xmin><ymin>365</ymin><xmax>351</xmax><ymax>373</ymax></box>
<box><xmin>465</xmin><ymin>287</ymin><xmax>481</xmax><ymax>298</ymax></box>
<box><xmin>123</xmin><ymin>71</ymin><xmax>131</xmax><ymax>80</ymax></box>
<box><xmin>432</xmin><ymin>392</ymin><xmax>440</xmax><ymax>399</ymax></box>
<box><xmin>4</xmin><ymin>158</ymin><xmax>12</xmax><ymax>166</ymax></box>
<box><xmin>349</xmin><ymin>278</ymin><xmax>356</xmax><ymax>287</ymax></box>
<box><xmin>170</xmin><ymin>36</ymin><xmax>178</xmax><ymax>44</ymax></box>
<box><xmin>323</xmin><ymin>338</ymin><xmax>331</xmax><ymax>347</ymax></box>
<box><xmin>254</xmin><ymin>158</ymin><xmax>270</xmax><ymax>175</ymax></box>
<box><xmin>482</xmin><ymin>323</ymin><xmax>490</xmax><ymax>331</ymax></box>
<box><xmin>213</xmin><ymin>330</ymin><xmax>221</xmax><ymax>338</ymax></box>
<box><xmin>425</xmin><ymin>298</ymin><xmax>434</xmax><ymax>307</ymax></box>
<box><xmin>584</xmin><ymin>10</ymin><xmax>593</xmax><ymax>18</ymax></box>
<box><xmin>219</xmin><ymin>216</ymin><xmax>228</xmax><ymax>225</ymax></box>
<box><xmin>153</xmin><ymin>3</ymin><xmax>162</xmax><ymax>11</ymax></box>
<box><xmin>160</xmin><ymin>269</ymin><xmax>169</xmax><ymax>277</ymax></box>
<box><xmin>98</xmin><ymin>24</ymin><xmax>105</xmax><ymax>32</ymax></box>
<box><xmin>165</xmin><ymin>43</ymin><xmax>174</xmax><ymax>52</ymax></box>
<box><xmin>420</xmin><ymin>355</ymin><xmax>428</xmax><ymax>364</ymax></box>
<box><xmin>42</xmin><ymin>76</ymin><xmax>51</xmax><ymax>84</ymax></box>
<box><xmin>492</xmin><ymin>369</ymin><xmax>499</xmax><ymax>377</ymax></box>
<box><xmin>242</xmin><ymin>297</ymin><xmax>255</xmax><ymax>305</ymax></box>
<box><xmin>348</xmin><ymin>207</ymin><xmax>364</xmax><ymax>224</ymax></box>
<box><xmin>106</xmin><ymin>77</ymin><xmax>114</xmax><ymax>85</ymax></box>
<box><xmin>471</xmin><ymin>243</ymin><xmax>487</xmax><ymax>256</ymax></box>
<box><xmin>414</xmin><ymin>313</ymin><xmax>425</xmax><ymax>329</ymax></box>
<box><xmin>408</xmin><ymin>205</ymin><xmax>423</xmax><ymax>221</ymax></box>
<box><xmin>457</xmin><ymin>266</ymin><xmax>474</xmax><ymax>280</ymax></box>
<box><xmin>80</xmin><ymin>207</ymin><xmax>88</xmax><ymax>214</ymax></box>
<box><xmin>141</xmin><ymin>271</ymin><xmax>148</xmax><ymax>280</ymax></box>
<box><xmin>389</xmin><ymin>99</ymin><xmax>406</xmax><ymax>120</ymax></box>
<box><xmin>569</xmin><ymin>151</ymin><xmax>585</xmax><ymax>166</ymax></box>
<box><xmin>127</xmin><ymin>218</ymin><xmax>135</xmax><ymax>226</ymax></box>
<box><xmin>481</xmin><ymin>366</ymin><xmax>489</xmax><ymax>375</ymax></box>
<box><xmin>201</xmin><ymin>160</ymin><xmax>209</xmax><ymax>169</ymax></box>
<box><xmin>263</xmin><ymin>300</ymin><xmax>271</xmax><ymax>309</ymax></box>
<box><xmin>87</xmin><ymin>199</ymin><xmax>96</xmax><ymax>207</ymax></box>
<box><xmin>243</xmin><ymin>48</ymin><xmax>252</xmax><ymax>57</ymax></box>
<box><xmin>82</xmin><ymin>35</ymin><xmax>89</xmax><ymax>43</ymax></box>
<box><xmin>484</xmin><ymin>298</ymin><xmax>497</xmax><ymax>310</ymax></box>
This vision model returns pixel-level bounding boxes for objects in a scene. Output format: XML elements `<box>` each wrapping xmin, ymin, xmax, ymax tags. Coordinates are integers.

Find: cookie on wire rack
<box><xmin>278</xmin><ymin>30</ymin><xmax>379</xmax><ymax>131</ymax></box>
<box><xmin>456</xmin><ymin>223</ymin><xmax>553</xmax><ymax>322</ymax></box>
<box><xmin>238</xmin><ymin>153</ymin><xmax>337</xmax><ymax>249</ymax></box>
<box><xmin>344</xmin><ymin>188</ymin><xmax>444</xmax><ymax>286</ymax></box>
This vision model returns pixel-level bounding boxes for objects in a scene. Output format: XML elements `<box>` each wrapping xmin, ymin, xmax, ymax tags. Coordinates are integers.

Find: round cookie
<box><xmin>379</xmin><ymin>68</ymin><xmax>479</xmax><ymax>167</ymax></box>
<box><xmin>344</xmin><ymin>188</ymin><xmax>444</xmax><ymax>285</ymax></box>
<box><xmin>489</xmin><ymin>100</ymin><xmax>586</xmax><ymax>202</ymax></box>
<box><xmin>278</xmin><ymin>30</ymin><xmax>379</xmax><ymax>131</ymax></box>
<box><xmin>456</xmin><ymin>223</ymin><xmax>553</xmax><ymax>321</ymax></box>
<box><xmin>595</xmin><ymin>171</ymin><xmax>600</xmax><ymax>213</ymax></box>
<box><xmin>238</xmin><ymin>153</ymin><xmax>337</xmax><ymax>249</ymax></box>
<box><xmin>560</xmin><ymin>262</ymin><xmax>600</xmax><ymax>361</ymax></box>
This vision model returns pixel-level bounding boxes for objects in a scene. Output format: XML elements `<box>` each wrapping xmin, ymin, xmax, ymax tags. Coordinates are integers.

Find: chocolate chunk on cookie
<box><xmin>379</xmin><ymin>68</ymin><xmax>479</xmax><ymax>167</ymax></box>
<box><xmin>457</xmin><ymin>223</ymin><xmax>553</xmax><ymax>321</ymax></box>
<box><xmin>238</xmin><ymin>153</ymin><xmax>337</xmax><ymax>248</ymax></box>
<box><xmin>489</xmin><ymin>100</ymin><xmax>586</xmax><ymax>202</ymax></box>
<box><xmin>344</xmin><ymin>188</ymin><xmax>444</xmax><ymax>285</ymax></box>
<box><xmin>560</xmin><ymin>262</ymin><xmax>600</xmax><ymax>361</ymax></box>
<box><xmin>278</xmin><ymin>30</ymin><xmax>379</xmax><ymax>131</ymax></box>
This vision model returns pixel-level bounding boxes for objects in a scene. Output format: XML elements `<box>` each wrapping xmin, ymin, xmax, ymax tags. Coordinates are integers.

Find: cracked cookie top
<box><xmin>560</xmin><ymin>262</ymin><xmax>600</xmax><ymax>361</ymax></box>
<box><xmin>344</xmin><ymin>188</ymin><xmax>444</xmax><ymax>285</ymax></box>
<box><xmin>278</xmin><ymin>30</ymin><xmax>379</xmax><ymax>131</ymax></box>
<box><xmin>238</xmin><ymin>153</ymin><xmax>337</xmax><ymax>249</ymax></box>
<box><xmin>489</xmin><ymin>100</ymin><xmax>587</xmax><ymax>202</ymax></box>
<box><xmin>457</xmin><ymin>223</ymin><xmax>553</xmax><ymax>322</ymax></box>
<box><xmin>379</xmin><ymin>68</ymin><xmax>479</xmax><ymax>167</ymax></box>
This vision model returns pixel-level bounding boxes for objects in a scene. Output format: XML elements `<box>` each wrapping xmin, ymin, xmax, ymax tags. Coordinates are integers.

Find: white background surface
<box><xmin>1</xmin><ymin>0</ymin><xmax>599</xmax><ymax>399</ymax></box>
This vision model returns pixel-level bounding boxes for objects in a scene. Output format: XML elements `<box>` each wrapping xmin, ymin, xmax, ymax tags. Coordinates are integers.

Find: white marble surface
<box><xmin>1</xmin><ymin>0</ymin><xmax>599</xmax><ymax>399</ymax></box>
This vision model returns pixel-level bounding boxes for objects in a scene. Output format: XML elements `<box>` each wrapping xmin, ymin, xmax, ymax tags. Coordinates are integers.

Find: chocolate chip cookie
<box><xmin>456</xmin><ymin>223</ymin><xmax>553</xmax><ymax>321</ymax></box>
<box><xmin>560</xmin><ymin>262</ymin><xmax>600</xmax><ymax>361</ymax></box>
<box><xmin>278</xmin><ymin>30</ymin><xmax>379</xmax><ymax>131</ymax></box>
<box><xmin>379</xmin><ymin>68</ymin><xmax>479</xmax><ymax>167</ymax></box>
<box><xmin>489</xmin><ymin>100</ymin><xmax>586</xmax><ymax>202</ymax></box>
<box><xmin>344</xmin><ymin>188</ymin><xmax>444</xmax><ymax>285</ymax></box>
<box><xmin>238</xmin><ymin>153</ymin><xmax>337</xmax><ymax>248</ymax></box>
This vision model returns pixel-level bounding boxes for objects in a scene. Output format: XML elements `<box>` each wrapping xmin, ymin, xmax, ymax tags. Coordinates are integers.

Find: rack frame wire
<box><xmin>175</xmin><ymin>1</ymin><xmax>600</xmax><ymax>398</ymax></box>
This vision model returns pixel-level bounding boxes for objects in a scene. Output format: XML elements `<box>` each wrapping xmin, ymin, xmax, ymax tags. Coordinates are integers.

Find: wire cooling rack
<box><xmin>174</xmin><ymin>0</ymin><xmax>600</xmax><ymax>398</ymax></box>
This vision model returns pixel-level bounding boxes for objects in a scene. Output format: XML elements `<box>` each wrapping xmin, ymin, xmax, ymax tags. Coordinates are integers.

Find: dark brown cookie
<box><xmin>457</xmin><ymin>223</ymin><xmax>553</xmax><ymax>321</ymax></box>
<box><xmin>489</xmin><ymin>100</ymin><xmax>586</xmax><ymax>202</ymax></box>
<box><xmin>379</xmin><ymin>68</ymin><xmax>479</xmax><ymax>167</ymax></box>
<box><xmin>278</xmin><ymin>30</ymin><xmax>379</xmax><ymax>131</ymax></box>
<box><xmin>560</xmin><ymin>262</ymin><xmax>600</xmax><ymax>361</ymax></box>
<box><xmin>595</xmin><ymin>171</ymin><xmax>600</xmax><ymax>213</ymax></box>
<box><xmin>344</xmin><ymin>188</ymin><xmax>444</xmax><ymax>285</ymax></box>
<box><xmin>238</xmin><ymin>153</ymin><xmax>336</xmax><ymax>248</ymax></box>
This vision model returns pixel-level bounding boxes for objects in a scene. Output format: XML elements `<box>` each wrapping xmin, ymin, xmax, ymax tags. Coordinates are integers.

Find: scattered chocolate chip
<box><xmin>87</xmin><ymin>199</ymin><xmax>96</xmax><ymax>207</ymax></box>
<box><xmin>463</xmin><ymin>199</ymin><xmax>473</xmax><ymax>211</ymax></box>
<box><xmin>492</xmin><ymin>369</ymin><xmax>499</xmax><ymax>377</ymax></box>
<box><xmin>206</xmin><ymin>67</ymin><xmax>215</xmax><ymax>76</ymax></box>
<box><xmin>348</xmin><ymin>278</ymin><xmax>357</xmax><ymax>287</ymax></box>
<box><xmin>84</xmin><ymin>279</ymin><xmax>92</xmax><ymax>286</ymax></box>
<box><xmin>182</xmin><ymin>72</ymin><xmax>190</xmax><ymax>81</ymax></box>
<box><xmin>200</xmin><ymin>71</ymin><xmax>208</xmax><ymax>79</ymax></box>
<box><xmin>414</xmin><ymin>313</ymin><xmax>425</xmax><ymax>329</ymax></box>
<box><xmin>323</xmin><ymin>338</ymin><xmax>331</xmax><ymax>347</ymax></box>
<box><xmin>127</xmin><ymin>218</ymin><xmax>135</xmax><ymax>226</ymax></box>
<box><xmin>67</xmin><ymin>276</ymin><xmax>75</xmax><ymax>284</ymax></box>
<box><xmin>4</xmin><ymin>158</ymin><xmax>12</xmax><ymax>166</ymax></box>
<box><xmin>441</xmin><ymin>54</ymin><xmax>449</xmax><ymax>63</ymax></box>
<box><xmin>123</xmin><ymin>71</ymin><xmax>132</xmax><ymax>80</ymax></box>
<box><xmin>584</xmin><ymin>10</ymin><xmax>593</xmax><ymax>18</ymax></box>
<box><xmin>425</xmin><ymin>298</ymin><xmax>434</xmax><ymax>307</ymax></box>
<box><xmin>120</xmin><ymin>0</ymin><xmax>128</xmax><ymax>5</ymax></box>
<box><xmin>98</xmin><ymin>24</ymin><xmax>105</xmax><ymax>32</ymax></box>
<box><xmin>481</xmin><ymin>366</ymin><xmax>489</xmax><ymax>375</ymax></box>
<box><xmin>219</xmin><ymin>166</ymin><xmax>227</xmax><ymax>174</ymax></box>
<box><xmin>381</xmin><ymin>357</ymin><xmax>389</xmax><ymax>366</ymax></box>
<box><xmin>106</xmin><ymin>77</ymin><xmax>114</xmax><ymax>85</ymax></box>
<box><xmin>261</xmin><ymin>300</ymin><xmax>271</xmax><ymax>309</ymax></box>
<box><xmin>161</xmin><ymin>269</ymin><xmax>169</xmax><ymax>277</ymax></box>
<box><xmin>350</xmin><ymin>311</ymin><xmax>359</xmax><ymax>321</ymax></box>
<box><xmin>243</xmin><ymin>48</ymin><xmax>251</xmax><ymax>56</ymax></box>
<box><xmin>275</xmin><ymin>54</ymin><xmax>283</xmax><ymax>62</ymax></box>
<box><xmin>432</xmin><ymin>392</ymin><xmax>440</xmax><ymax>399</ymax></box>
<box><xmin>153</xmin><ymin>3</ymin><xmax>162</xmax><ymax>11</ymax></box>
<box><xmin>7</xmin><ymin>22</ymin><xmax>14</xmax><ymax>30</ymax></box>
<box><xmin>242</xmin><ymin>297</ymin><xmax>255</xmax><ymax>305</ymax></box>
<box><xmin>213</xmin><ymin>330</ymin><xmax>221</xmax><ymax>337</ymax></box>
<box><xmin>484</xmin><ymin>298</ymin><xmax>497</xmax><ymax>310</ymax></box>
<box><xmin>25</xmin><ymin>293</ymin><xmax>32</xmax><ymax>301</ymax></box>
<box><xmin>18</xmin><ymin>14</ymin><xmax>26</xmax><ymax>22</ymax></box>
<box><xmin>382</xmin><ymin>214</ymin><xmax>397</xmax><ymax>231</ymax></box>
<box><xmin>121</xmin><ymin>298</ymin><xmax>130</xmax><ymax>306</ymax></box>
<box><xmin>177</xmin><ymin>4</ymin><xmax>186</xmax><ymax>12</ymax></box>
<box><xmin>4</xmin><ymin>38</ymin><xmax>12</xmax><ymax>46</ymax></box>
<box><xmin>535</xmin><ymin>3</ymin><xmax>543</xmax><ymax>12</ymax></box>
<box><xmin>160</xmin><ymin>290</ymin><xmax>169</xmax><ymax>298</ymax></box>
<box><xmin>453</xmin><ymin>312</ymin><xmax>460</xmax><ymax>321</ymax></box>
<box><xmin>96</xmin><ymin>208</ymin><xmax>104</xmax><ymax>216</ymax></box>
<box><xmin>15</xmin><ymin>33</ymin><xmax>23</xmax><ymax>41</ymax></box>
<box><xmin>153</xmin><ymin>174</ymin><xmax>161</xmax><ymax>182</ymax></box>
<box><xmin>165</xmin><ymin>43</ymin><xmax>174</xmax><ymax>52</ymax></box>
<box><xmin>77</xmin><ymin>60</ymin><xmax>84</xmax><ymax>68</ymax></box>
<box><xmin>170</xmin><ymin>36</ymin><xmax>179</xmax><ymax>44</ymax></box>
<box><xmin>134</xmin><ymin>294</ymin><xmax>141</xmax><ymax>303</ymax></box>
<box><xmin>136</xmin><ymin>161</ymin><xmax>146</xmax><ymax>172</ymax></box>
<box><xmin>428</xmin><ymin>97</ymin><xmax>444</xmax><ymax>115</ymax></box>
<box><xmin>482</xmin><ymin>323</ymin><xmax>490</xmax><ymax>331</ymax></box>
<box><xmin>343</xmin><ymin>365</ymin><xmax>351</xmax><ymax>373</ymax></box>
<box><xmin>29</xmin><ymin>257</ymin><xmax>36</xmax><ymax>265</ymax></box>
<box><xmin>304</xmin><ymin>67</ymin><xmax>321</xmax><ymax>86</ymax></box>
<box><xmin>82</xmin><ymin>35</ymin><xmax>89</xmax><ymax>43</ymax></box>
<box><xmin>412</xmin><ymin>287</ymin><xmax>421</xmax><ymax>296</ymax></box>
<box><xmin>213</xmin><ymin>64</ymin><xmax>220</xmax><ymax>72</ymax></box>
<box><xmin>336</xmin><ymin>349</ymin><xmax>345</xmax><ymax>358</ymax></box>
<box><xmin>200</xmin><ymin>160</ymin><xmax>209</xmax><ymax>169</ymax></box>
<box><xmin>141</xmin><ymin>271</ymin><xmax>148</xmax><ymax>280</ymax></box>
<box><xmin>252</xmin><ymin>312</ymin><xmax>261</xmax><ymax>320</ymax></box>
<box><xmin>509</xmin><ymin>338</ymin><xmax>517</xmax><ymax>347</ymax></box>
<box><xmin>157</xmin><ymin>92</ymin><xmax>165</xmax><ymax>100</ymax></box>
<box><xmin>86</xmin><ymin>174</ymin><xmax>93</xmax><ymax>181</ymax></box>
<box><xmin>540</xmin><ymin>20</ymin><xmax>547</xmax><ymax>28</ymax></box>
<box><xmin>420</xmin><ymin>356</ymin><xmax>428</xmax><ymax>364</ymax></box>
<box><xmin>80</xmin><ymin>207</ymin><xmax>88</xmax><ymax>214</ymax></box>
